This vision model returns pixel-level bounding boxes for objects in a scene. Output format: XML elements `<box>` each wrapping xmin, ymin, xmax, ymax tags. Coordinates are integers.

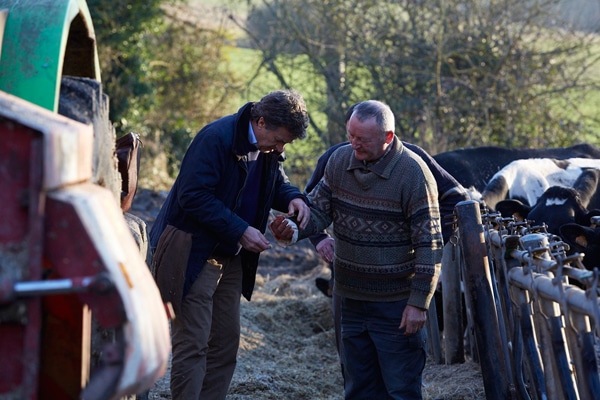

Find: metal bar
<box><xmin>567</xmin><ymin>313</ymin><xmax>599</xmax><ymax>400</ymax></box>
<box><xmin>483</xmin><ymin>212</ymin><xmax>600</xmax><ymax>400</ymax></box>
<box><xmin>508</xmin><ymin>268</ymin><xmax>600</xmax><ymax>399</ymax></box>
<box><xmin>508</xmin><ymin>269</ymin><xmax>600</xmax><ymax>323</ymax></box>
<box><xmin>15</xmin><ymin>276</ymin><xmax>96</xmax><ymax>296</ymax></box>
<box><xmin>547</xmin><ymin>315</ymin><xmax>577</xmax><ymax>400</ymax></box>
<box><xmin>0</xmin><ymin>274</ymin><xmax>113</xmax><ymax>304</ymax></box>
<box><xmin>485</xmin><ymin>239</ymin><xmax>515</xmax><ymax>391</ymax></box>
<box><xmin>512</xmin><ymin>287</ymin><xmax>547</xmax><ymax>400</ymax></box>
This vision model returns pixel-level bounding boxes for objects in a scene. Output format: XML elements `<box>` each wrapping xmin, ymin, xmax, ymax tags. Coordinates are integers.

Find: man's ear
<box><xmin>385</xmin><ymin>131</ymin><xmax>394</xmax><ymax>144</ymax></box>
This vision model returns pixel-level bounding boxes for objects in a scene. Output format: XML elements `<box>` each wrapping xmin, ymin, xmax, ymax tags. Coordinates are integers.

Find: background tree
<box><xmin>89</xmin><ymin>0</ymin><xmax>242</xmax><ymax>189</ymax></box>
<box><xmin>235</xmin><ymin>0</ymin><xmax>600</xmax><ymax>157</ymax></box>
<box><xmin>88</xmin><ymin>0</ymin><xmax>600</xmax><ymax>189</ymax></box>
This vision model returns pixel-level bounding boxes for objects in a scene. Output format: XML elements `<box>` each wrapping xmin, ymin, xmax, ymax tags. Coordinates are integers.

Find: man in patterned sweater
<box><xmin>271</xmin><ymin>100</ymin><xmax>443</xmax><ymax>399</ymax></box>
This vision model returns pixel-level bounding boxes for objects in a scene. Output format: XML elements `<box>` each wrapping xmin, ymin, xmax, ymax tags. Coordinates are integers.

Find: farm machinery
<box><xmin>0</xmin><ymin>0</ymin><xmax>170</xmax><ymax>399</ymax></box>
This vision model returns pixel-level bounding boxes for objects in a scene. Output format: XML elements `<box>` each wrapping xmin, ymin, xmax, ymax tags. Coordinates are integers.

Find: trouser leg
<box><xmin>332</xmin><ymin>292</ymin><xmax>345</xmax><ymax>380</ymax></box>
<box><xmin>201</xmin><ymin>256</ymin><xmax>243</xmax><ymax>399</ymax></box>
<box><xmin>342</xmin><ymin>298</ymin><xmax>427</xmax><ymax>400</ymax></box>
<box><xmin>170</xmin><ymin>256</ymin><xmax>241</xmax><ymax>400</ymax></box>
<box><xmin>342</xmin><ymin>299</ymin><xmax>387</xmax><ymax>400</ymax></box>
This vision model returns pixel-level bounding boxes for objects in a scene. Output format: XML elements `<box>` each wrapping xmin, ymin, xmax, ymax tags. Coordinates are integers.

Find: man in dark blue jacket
<box><xmin>149</xmin><ymin>89</ymin><xmax>310</xmax><ymax>399</ymax></box>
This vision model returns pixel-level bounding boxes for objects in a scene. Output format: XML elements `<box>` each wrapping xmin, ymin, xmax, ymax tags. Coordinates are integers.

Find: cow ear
<box><xmin>559</xmin><ymin>223</ymin><xmax>590</xmax><ymax>252</ymax></box>
<box><xmin>573</xmin><ymin>168</ymin><xmax>600</xmax><ymax>207</ymax></box>
<box><xmin>495</xmin><ymin>199</ymin><xmax>530</xmax><ymax>220</ymax></box>
<box><xmin>581</xmin><ymin>209</ymin><xmax>600</xmax><ymax>227</ymax></box>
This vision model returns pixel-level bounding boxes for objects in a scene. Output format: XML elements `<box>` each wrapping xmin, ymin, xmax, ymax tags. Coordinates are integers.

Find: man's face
<box><xmin>346</xmin><ymin>115</ymin><xmax>391</xmax><ymax>162</ymax></box>
<box><xmin>254</xmin><ymin>117</ymin><xmax>296</xmax><ymax>153</ymax></box>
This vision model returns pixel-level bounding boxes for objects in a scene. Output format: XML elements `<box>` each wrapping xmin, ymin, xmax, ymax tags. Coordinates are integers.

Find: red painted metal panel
<box><xmin>0</xmin><ymin>118</ymin><xmax>44</xmax><ymax>399</ymax></box>
<box><xmin>43</xmin><ymin>196</ymin><xmax>127</xmax><ymax>327</ymax></box>
<box><xmin>0</xmin><ymin>91</ymin><xmax>170</xmax><ymax>398</ymax></box>
<box><xmin>0</xmin><ymin>120</ymin><xmax>33</xmax><ymax>241</ymax></box>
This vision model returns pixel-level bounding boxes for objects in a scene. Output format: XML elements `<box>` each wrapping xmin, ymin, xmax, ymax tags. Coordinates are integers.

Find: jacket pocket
<box><xmin>151</xmin><ymin>224</ymin><xmax>192</xmax><ymax>318</ymax></box>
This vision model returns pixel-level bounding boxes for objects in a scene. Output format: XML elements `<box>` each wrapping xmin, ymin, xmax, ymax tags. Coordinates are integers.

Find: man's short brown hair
<box><xmin>251</xmin><ymin>89</ymin><xmax>309</xmax><ymax>139</ymax></box>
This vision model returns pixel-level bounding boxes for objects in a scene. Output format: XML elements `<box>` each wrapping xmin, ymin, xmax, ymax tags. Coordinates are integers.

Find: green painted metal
<box><xmin>0</xmin><ymin>0</ymin><xmax>100</xmax><ymax>112</ymax></box>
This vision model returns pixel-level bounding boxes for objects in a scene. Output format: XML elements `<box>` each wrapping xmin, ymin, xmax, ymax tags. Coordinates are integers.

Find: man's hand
<box><xmin>239</xmin><ymin>226</ymin><xmax>272</xmax><ymax>253</ymax></box>
<box><xmin>399</xmin><ymin>304</ymin><xmax>427</xmax><ymax>335</ymax></box>
<box><xmin>288</xmin><ymin>198</ymin><xmax>310</xmax><ymax>229</ymax></box>
<box><xmin>269</xmin><ymin>214</ymin><xmax>295</xmax><ymax>241</ymax></box>
<box><xmin>316</xmin><ymin>237</ymin><xmax>334</xmax><ymax>263</ymax></box>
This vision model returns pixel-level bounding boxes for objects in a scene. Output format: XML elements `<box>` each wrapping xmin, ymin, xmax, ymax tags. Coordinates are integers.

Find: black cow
<box><xmin>494</xmin><ymin>168</ymin><xmax>600</xmax><ymax>236</ymax></box>
<box><xmin>433</xmin><ymin>143</ymin><xmax>600</xmax><ymax>193</ymax></box>
<box><xmin>560</xmin><ymin>223</ymin><xmax>600</xmax><ymax>271</ymax></box>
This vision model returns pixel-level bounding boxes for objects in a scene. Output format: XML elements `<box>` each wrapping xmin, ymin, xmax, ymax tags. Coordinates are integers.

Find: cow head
<box><xmin>496</xmin><ymin>186</ymin><xmax>600</xmax><ymax>235</ymax></box>
<box><xmin>495</xmin><ymin>198</ymin><xmax>529</xmax><ymax>222</ymax></box>
<box><xmin>559</xmin><ymin>223</ymin><xmax>600</xmax><ymax>271</ymax></box>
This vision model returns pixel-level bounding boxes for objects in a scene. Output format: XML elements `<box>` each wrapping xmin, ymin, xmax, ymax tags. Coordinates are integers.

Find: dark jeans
<box><xmin>332</xmin><ymin>292</ymin><xmax>344</xmax><ymax>375</ymax></box>
<box><xmin>341</xmin><ymin>298</ymin><xmax>427</xmax><ymax>400</ymax></box>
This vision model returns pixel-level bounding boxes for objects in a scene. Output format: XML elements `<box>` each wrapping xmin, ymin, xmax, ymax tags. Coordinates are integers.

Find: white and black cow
<box><xmin>481</xmin><ymin>158</ymin><xmax>600</xmax><ymax>211</ymax></box>
<box><xmin>433</xmin><ymin>143</ymin><xmax>600</xmax><ymax>193</ymax></box>
<box><xmin>494</xmin><ymin>168</ymin><xmax>600</xmax><ymax>236</ymax></box>
<box><xmin>560</xmin><ymin>222</ymin><xmax>600</xmax><ymax>271</ymax></box>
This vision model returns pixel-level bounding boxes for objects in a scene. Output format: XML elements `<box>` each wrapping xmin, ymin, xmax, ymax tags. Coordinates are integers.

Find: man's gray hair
<box><xmin>351</xmin><ymin>100</ymin><xmax>395</xmax><ymax>135</ymax></box>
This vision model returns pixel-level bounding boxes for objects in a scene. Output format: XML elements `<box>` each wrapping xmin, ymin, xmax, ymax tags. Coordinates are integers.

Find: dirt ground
<box><xmin>130</xmin><ymin>189</ymin><xmax>486</xmax><ymax>400</ymax></box>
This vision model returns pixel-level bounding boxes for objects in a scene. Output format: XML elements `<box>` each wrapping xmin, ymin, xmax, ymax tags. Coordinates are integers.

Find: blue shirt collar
<box><xmin>248</xmin><ymin>122</ymin><xmax>257</xmax><ymax>145</ymax></box>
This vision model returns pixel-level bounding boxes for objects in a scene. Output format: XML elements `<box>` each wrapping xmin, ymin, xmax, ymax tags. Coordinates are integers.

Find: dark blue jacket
<box><xmin>149</xmin><ymin>102</ymin><xmax>306</xmax><ymax>300</ymax></box>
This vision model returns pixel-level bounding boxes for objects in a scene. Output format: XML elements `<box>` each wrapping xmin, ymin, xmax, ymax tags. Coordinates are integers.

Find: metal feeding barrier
<box><xmin>450</xmin><ymin>200</ymin><xmax>600</xmax><ymax>400</ymax></box>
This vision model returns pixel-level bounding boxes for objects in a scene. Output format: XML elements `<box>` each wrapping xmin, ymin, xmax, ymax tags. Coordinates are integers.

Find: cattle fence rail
<box><xmin>437</xmin><ymin>200</ymin><xmax>600</xmax><ymax>400</ymax></box>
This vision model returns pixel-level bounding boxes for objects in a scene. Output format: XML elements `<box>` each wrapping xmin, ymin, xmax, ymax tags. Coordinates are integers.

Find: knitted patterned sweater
<box><xmin>300</xmin><ymin>137</ymin><xmax>443</xmax><ymax>309</ymax></box>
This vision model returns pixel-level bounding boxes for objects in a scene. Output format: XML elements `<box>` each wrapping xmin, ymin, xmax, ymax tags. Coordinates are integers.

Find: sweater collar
<box><xmin>347</xmin><ymin>136</ymin><xmax>403</xmax><ymax>178</ymax></box>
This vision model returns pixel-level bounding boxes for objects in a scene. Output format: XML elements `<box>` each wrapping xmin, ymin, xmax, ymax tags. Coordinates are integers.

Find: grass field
<box><xmin>183</xmin><ymin>0</ymin><xmax>600</xmax><ymax>190</ymax></box>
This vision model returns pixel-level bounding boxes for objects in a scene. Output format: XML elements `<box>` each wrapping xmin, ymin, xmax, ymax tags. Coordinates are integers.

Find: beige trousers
<box><xmin>170</xmin><ymin>255</ymin><xmax>243</xmax><ymax>400</ymax></box>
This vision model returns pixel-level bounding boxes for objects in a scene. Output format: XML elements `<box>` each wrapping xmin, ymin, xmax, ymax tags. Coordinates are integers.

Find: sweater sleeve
<box><xmin>401</xmin><ymin>155</ymin><xmax>444</xmax><ymax>310</ymax></box>
<box><xmin>304</xmin><ymin>144</ymin><xmax>347</xmax><ymax>246</ymax></box>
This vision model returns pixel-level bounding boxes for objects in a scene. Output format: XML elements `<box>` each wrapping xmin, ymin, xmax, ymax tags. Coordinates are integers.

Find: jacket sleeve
<box><xmin>175</xmin><ymin>127</ymin><xmax>248</xmax><ymax>246</ymax></box>
<box><xmin>404</xmin><ymin>143</ymin><xmax>469</xmax><ymax>243</ymax></box>
<box><xmin>304</xmin><ymin>143</ymin><xmax>347</xmax><ymax>193</ymax></box>
<box><xmin>270</xmin><ymin>156</ymin><xmax>308</xmax><ymax>213</ymax></box>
